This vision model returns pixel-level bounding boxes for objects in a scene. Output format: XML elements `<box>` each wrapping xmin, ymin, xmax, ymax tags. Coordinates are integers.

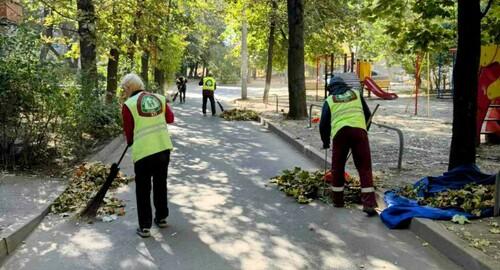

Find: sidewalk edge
<box><xmin>0</xmin><ymin>136</ymin><xmax>125</xmax><ymax>266</ymax></box>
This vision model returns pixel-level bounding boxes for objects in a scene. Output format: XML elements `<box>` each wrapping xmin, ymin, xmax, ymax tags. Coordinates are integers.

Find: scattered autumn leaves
<box><xmin>398</xmin><ymin>183</ymin><xmax>495</xmax><ymax>217</ymax></box>
<box><xmin>270</xmin><ymin>167</ymin><xmax>374</xmax><ymax>205</ymax></box>
<box><xmin>51</xmin><ymin>162</ymin><xmax>132</xmax><ymax>217</ymax></box>
<box><xmin>220</xmin><ymin>109</ymin><xmax>260</xmax><ymax>121</ymax></box>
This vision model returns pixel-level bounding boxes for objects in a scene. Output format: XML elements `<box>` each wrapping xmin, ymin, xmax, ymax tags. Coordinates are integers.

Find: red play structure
<box><xmin>363</xmin><ymin>77</ymin><xmax>398</xmax><ymax>100</ymax></box>
<box><xmin>476</xmin><ymin>61</ymin><xmax>500</xmax><ymax>144</ymax></box>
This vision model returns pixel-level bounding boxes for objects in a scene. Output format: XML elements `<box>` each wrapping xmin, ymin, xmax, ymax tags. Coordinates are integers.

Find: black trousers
<box><xmin>134</xmin><ymin>150</ymin><xmax>170</xmax><ymax>229</ymax></box>
<box><xmin>179</xmin><ymin>89</ymin><xmax>186</xmax><ymax>103</ymax></box>
<box><xmin>202</xmin><ymin>92</ymin><xmax>216</xmax><ymax>115</ymax></box>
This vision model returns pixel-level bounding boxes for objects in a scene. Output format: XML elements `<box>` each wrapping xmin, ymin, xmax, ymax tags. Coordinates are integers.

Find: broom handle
<box><xmin>116</xmin><ymin>145</ymin><xmax>129</xmax><ymax>166</ymax></box>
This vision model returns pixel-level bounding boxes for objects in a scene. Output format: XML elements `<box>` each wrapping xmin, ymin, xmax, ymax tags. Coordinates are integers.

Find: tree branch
<box><xmin>481</xmin><ymin>0</ymin><xmax>493</xmax><ymax>19</ymax></box>
<box><xmin>39</xmin><ymin>0</ymin><xmax>76</xmax><ymax>21</ymax></box>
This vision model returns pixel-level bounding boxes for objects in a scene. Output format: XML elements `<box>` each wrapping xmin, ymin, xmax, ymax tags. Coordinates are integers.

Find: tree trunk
<box><xmin>77</xmin><ymin>0</ymin><xmax>98</xmax><ymax>95</ymax></box>
<box><xmin>448</xmin><ymin>0</ymin><xmax>481</xmax><ymax>170</ymax></box>
<box><xmin>241</xmin><ymin>6</ymin><xmax>249</xmax><ymax>100</ymax></box>
<box><xmin>141</xmin><ymin>51</ymin><xmax>149</xmax><ymax>85</ymax></box>
<box><xmin>188</xmin><ymin>64</ymin><xmax>194</xmax><ymax>78</ymax></box>
<box><xmin>263</xmin><ymin>0</ymin><xmax>277</xmax><ymax>103</ymax></box>
<box><xmin>106</xmin><ymin>48</ymin><xmax>120</xmax><ymax>103</ymax></box>
<box><xmin>286</xmin><ymin>0</ymin><xmax>307</xmax><ymax>119</ymax></box>
<box><xmin>194</xmin><ymin>62</ymin><xmax>199</xmax><ymax>78</ymax></box>
<box><xmin>40</xmin><ymin>8</ymin><xmax>53</xmax><ymax>62</ymax></box>
<box><xmin>154</xmin><ymin>68</ymin><xmax>165</xmax><ymax>94</ymax></box>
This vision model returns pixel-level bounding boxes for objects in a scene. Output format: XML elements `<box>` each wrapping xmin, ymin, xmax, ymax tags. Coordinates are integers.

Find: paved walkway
<box><xmin>0</xmin><ymin>174</ymin><xmax>64</xmax><ymax>236</ymax></box>
<box><xmin>1</xmin><ymin>90</ymin><xmax>459</xmax><ymax>270</ymax></box>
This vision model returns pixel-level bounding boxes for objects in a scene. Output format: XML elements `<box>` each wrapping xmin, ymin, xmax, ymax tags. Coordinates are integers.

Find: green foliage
<box><xmin>397</xmin><ymin>183</ymin><xmax>495</xmax><ymax>217</ymax></box>
<box><xmin>0</xmin><ymin>25</ymin><xmax>71</xmax><ymax>168</ymax></box>
<box><xmin>0</xmin><ymin>25</ymin><xmax>121</xmax><ymax>169</ymax></box>
<box><xmin>270</xmin><ymin>167</ymin><xmax>363</xmax><ymax>205</ymax></box>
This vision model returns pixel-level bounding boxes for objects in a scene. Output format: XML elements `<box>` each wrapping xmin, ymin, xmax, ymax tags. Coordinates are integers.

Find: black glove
<box><xmin>127</xmin><ymin>142</ymin><xmax>133</xmax><ymax>147</ymax></box>
<box><xmin>322</xmin><ymin>143</ymin><xmax>330</xmax><ymax>149</ymax></box>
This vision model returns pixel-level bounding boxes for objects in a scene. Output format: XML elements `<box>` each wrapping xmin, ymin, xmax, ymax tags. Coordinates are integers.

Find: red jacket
<box><xmin>122</xmin><ymin>91</ymin><xmax>174</xmax><ymax>145</ymax></box>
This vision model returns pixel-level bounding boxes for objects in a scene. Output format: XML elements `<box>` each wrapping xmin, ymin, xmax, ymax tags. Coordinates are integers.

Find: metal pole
<box><xmin>351</xmin><ymin>52</ymin><xmax>355</xmax><ymax>72</ymax></box>
<box><xmin>373</xmin><ymin>123</ymin><xmax>405</xmax><ymax>170</ymax></box>
<box><xmin>494</xmin><ymin>171</ymin><xmax>500</xmax><ymax>216</ymax></box>
<box><xmin>308</xmin><ymin>104</ymin><xmax>322</xmax><ymax>128</ymax></box>
<box><xmin>324</xmin><ymin>56</ymin><xmax>328</xmax><ymax>99</ymax></box>
<box><xmin>316</xmin><ymin>57</ymin><xmax>319</xmax><ymax>101</ymax></box>
<box><xmin>330</xmin><ymin>54</ymin><xmax>334</xmax><ymax>75</ymax></box>
<box><xmin>344</xmin><ymin>53</ymin><xmax>348</xmax><ymax>73</ymax></box>
<box><xmin>275</xmin><ymin>94</ymin><xmax>278</xmax><ymax>113</ymax></box>
<box><xmin>415</xmin><ymin>55</ymin><xmax>420</xmax><ymax>116</ymax></box>
<box><xmin>427</xmin><ymin>53</ymin><xmax>431</xmax><ymax>117</ymax></box>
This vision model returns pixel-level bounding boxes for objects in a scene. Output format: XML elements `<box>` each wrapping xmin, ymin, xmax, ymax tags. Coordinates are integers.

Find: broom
<box><xmin>80</xmin><ymin>145</ymin><xmax>129</xmax><ymax>218</ymax></box>
<box><xmin>215</xmin><ymin>98</ymin><xmax>225</xmax><ymax>112</ymax></box>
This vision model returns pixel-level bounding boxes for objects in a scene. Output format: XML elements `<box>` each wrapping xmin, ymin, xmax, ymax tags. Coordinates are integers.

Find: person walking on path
<box><xmin>121</xmin><ymin>73</ymin><xmax>175</xmax><ymax>237</ymax></box>
<box><xmin>319</xmin><ymin>76</ymin><xmax>377</xmax><ymax>216</ymax></box>
<box><xmin>199</xmin><ymin>74</ymin><xmax>217</xmax><ymax>115</ymax></box>
<box><xmin>176</xmin><ymin>76</ymin><xmax>188</xmax><ymax>104</ymax></box>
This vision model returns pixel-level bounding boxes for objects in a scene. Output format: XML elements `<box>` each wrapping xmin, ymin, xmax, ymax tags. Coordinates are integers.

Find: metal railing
<box><xmin>265</xmin><ymin>94</ymin><xmax>290</xmax><ymax>113</ymax></box>
<box><xmin>308</xmin><ymin>104</ymin><xmax>323</xmax><ymax>128</ymax></box>
<box><xmin>372</xmin><ymin>122</ymin><xmax>404</xmax><ymax>170</ymax></box>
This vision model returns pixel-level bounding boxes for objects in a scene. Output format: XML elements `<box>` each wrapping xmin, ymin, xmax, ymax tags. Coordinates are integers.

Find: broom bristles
<box><xmin>80</xmin><ymin>163</ymin><xmax>119</xmax><ymax>218</ymax></box>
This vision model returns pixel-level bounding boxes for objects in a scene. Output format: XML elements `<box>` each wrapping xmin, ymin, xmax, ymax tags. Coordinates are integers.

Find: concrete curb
<box><xmin>259</xmin><ymin>117</ymin><xmax>331</xmax><ymax>168</ymax></box>
<box><xmin>409</xmin><ymin>218</ymin><xmax>498</xmax><ymax>270</ymax></box>
<box><xmin>0</xmin><ymin>136</ymin><xmax>125</xmax><ymax>266</ymax></box>
<box><xmin>259</xmin><ymin>116</ymin><xmax>496</xmax><ymax>270</ymax></box>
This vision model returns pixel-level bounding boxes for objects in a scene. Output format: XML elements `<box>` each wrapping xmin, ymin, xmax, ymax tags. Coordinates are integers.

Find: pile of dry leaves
<box><xmin>51</xmin><ymin>162</ymin><xmax>132</xmax><ymax>217</ymax></box>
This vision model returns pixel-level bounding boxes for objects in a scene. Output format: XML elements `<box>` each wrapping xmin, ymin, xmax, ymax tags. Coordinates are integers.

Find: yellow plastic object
<box><xmin>480</xmin><ymin>45</ymin><xmax>499</xmax><ymax>67</ymax></box>
<box><xmin>358</xmin><ymin>61</ymin><xmax>372</xmax><ymax>81</ymax></box>
<box><xmin>480</xmin><ymin>45</ymin><xmax>500</xmax><ymax>99</ymax></box>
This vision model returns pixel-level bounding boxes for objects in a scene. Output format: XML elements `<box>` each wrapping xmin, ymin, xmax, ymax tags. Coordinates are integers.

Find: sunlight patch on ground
<box><xmin>367</xmin><ymin>256</ymin><xmax>402</xmax><ymax>270</ymax></box>
<box><xmin>67</xmin><ymin>228</ymin><xmax>112</xmax><ymax>251</ymax></box>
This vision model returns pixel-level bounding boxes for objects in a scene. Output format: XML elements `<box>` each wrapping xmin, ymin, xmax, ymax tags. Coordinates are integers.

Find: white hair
<box><xmin>120</xmin><ymin>73</ymin><xmax>145</xmax><ymax>91</ymax></box>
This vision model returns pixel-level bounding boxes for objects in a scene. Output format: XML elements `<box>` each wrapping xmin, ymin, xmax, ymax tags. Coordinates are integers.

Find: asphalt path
<box><xmin>1</xmin><ymin>89</ymin><xmax>459</xmax><ymax>270</ymax></box>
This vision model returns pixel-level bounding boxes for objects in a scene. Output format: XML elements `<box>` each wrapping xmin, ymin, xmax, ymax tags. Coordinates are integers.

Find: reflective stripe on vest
<box><xmin>326</xmin><ymin>89</ymin><xmax>367</xmax><ymax>139</ymax></box>
<box><xmin>203</xmin><ymin>77</ymin><xmax>216</xmax><ymax>91</ymax></box>
<box><xmin>125</xmin><ymin>92</ymin><xmax>173</xmax><ymax>162</ymax></box>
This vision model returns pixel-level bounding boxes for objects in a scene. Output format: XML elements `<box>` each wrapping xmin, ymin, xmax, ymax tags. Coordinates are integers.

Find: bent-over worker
<box><xmin>121</xmin><ymin>73</ymin><xmax>174</xmax><ymax>237</ymax></box>
<box><xmin>319</xmin><ymin>76</ymin><xmax>377</xmax><ymax>216</ymax></box>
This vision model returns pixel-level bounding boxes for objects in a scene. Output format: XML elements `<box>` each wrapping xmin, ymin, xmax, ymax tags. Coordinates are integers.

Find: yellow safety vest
<box><xmin>326</xmin><ymin>89</ymin><xmax>367</xmax><ymax>139</ymax></box>
<box><xmin>202</xmin><ymin>77</ymin><xmax>216</xmax><ymax>91</ymax></box>
<box><xmin>125</xmin><ymin>92</ymin><xmax>173</xmax><ymax>162</ymax></box>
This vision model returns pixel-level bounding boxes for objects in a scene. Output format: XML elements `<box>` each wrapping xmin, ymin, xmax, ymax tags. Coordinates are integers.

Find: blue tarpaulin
<box><xmin>380</xmin><ymin>164</ymin><xmax>496</xmax><ymax>229</ymax></box>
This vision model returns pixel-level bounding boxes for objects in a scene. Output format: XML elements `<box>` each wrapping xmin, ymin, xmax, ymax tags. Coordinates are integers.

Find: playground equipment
<box><xmin>314</xmin><ymin>53</ymin><xmax>356</xmax><ymax>100</ymax></box>
<box><xmin>357</xmin><ymin>60</ymin><xmax>398</xmax><ymax>100</ymax></box>
<box><xmin>364</xmin><ymin>77</ymin><xmax>398</xmax><ymax>100</ymax></box>
<box><xmin>436</xmin><ymin>49</ymin><xmax>456</xmax><ymax>99</ymax></box>
<box><xmin>476</xmin><ymin>45</ymin><xmax>500</xmax><ymax>144</ymax></box>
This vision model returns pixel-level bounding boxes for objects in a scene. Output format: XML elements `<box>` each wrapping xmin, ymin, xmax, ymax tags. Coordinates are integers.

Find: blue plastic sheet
<box><xmin>380</xmin><ymin>164</ymin><xmax>496</xmax><ymax>229</ymax></box>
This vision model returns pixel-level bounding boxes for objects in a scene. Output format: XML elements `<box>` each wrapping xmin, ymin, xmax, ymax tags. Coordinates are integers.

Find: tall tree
<box><xmin>241</xmin><ymin>4</ymin><xmax>248</xmax><ymax>100</ymax></box>
<box><xmin>448</xmin><ymin>0</ymin><xmax>481</xmax><ymax>170</ymax></box>
<box><xmin>286</xmin><ymin>0</ymin><xmax>307</xmax><ymax>119</ymax></box>
<box><xmin>76</xmin><ymin>0</ymin><xmax>98</xmax><ymax>94</ymax></box>
<box><xmin>263</xmin><ymin>0</ymin><xmax>277</xmax><ymax>103</ymax></box>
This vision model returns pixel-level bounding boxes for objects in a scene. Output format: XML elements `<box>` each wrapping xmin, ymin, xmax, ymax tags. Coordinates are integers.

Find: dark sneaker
<box><xmin>363</xmin><ymin>206</ymin><xmax>377</xmax><ymax>217</ymax></box>
<box><xmin>136</xmin><ymin>228</ymin><xmax>151</xmax><ymax>238</ymax></box>
<box><xmin>154</xmin><ymin>218</ymin><xmax>168</xmax><ymax>228</ymax></box>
